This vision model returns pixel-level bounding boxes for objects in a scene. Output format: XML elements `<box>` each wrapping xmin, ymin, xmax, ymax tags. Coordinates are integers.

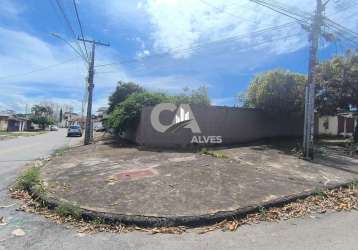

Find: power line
<box><xmin>198</xmin><ymin>0</ymin><xmax>258</xmax><ymax>24</ymax></box>
<box><xmin>249</xmin><ymin>0</ymin><xmax>312</xmax><ymax>24</ymax></box>
<box><xmin>95</xmin><ymin>21</ymin><xmax>298</xmax><ymax>68</ymax></box>
<box><xmin>95</xmin><ymin>31</ymin><xmax>303</xmax><ymax>74</ymax></box>
<box><xmin>328</xmin><ymin>0</ymin><xmax>358</xmax><ymax>17</ymax></box>
<box><xmin>0</xmin><ymin>58</ymin><xmax>77</xmax><ymax>81</ymax></box>
<box><xmin>53</xmin><ymin>0</ymin><xmax>88</xmax><ymax>62</ymax></box>
<box><xmin>72</xmin><ymin>0</ymin><xmax>89</xmax><ymax>60</ymax></box>
<box><xmin>322</xmin><ymin>17</ymin><xmax>358</xmax><ymax>47</ymax></box>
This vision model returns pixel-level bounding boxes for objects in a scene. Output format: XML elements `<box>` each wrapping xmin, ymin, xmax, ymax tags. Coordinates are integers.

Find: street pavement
<box><xmin>0</xmin><ymin>130</ymin><xmax>358</xmax><ymax>250</ymax></box>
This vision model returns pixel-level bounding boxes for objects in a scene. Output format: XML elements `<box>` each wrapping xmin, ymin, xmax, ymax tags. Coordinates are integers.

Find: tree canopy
<box><xmin>108</xmin><ymin>92</ymin><xmax>169</xmax><ymax>133</ymax></box>
<box><xmin>243</xmin><ymin>70</ymin><xmax>307</xmax><ymax>114</ymax></box>
<box><xmin>31</xmin><ymin>105</ymin><xmax>54</xmax><ymax>129</ymax></box>
<box><xmin>170</xmin><ymin>86</ymin><xmax>211</xmax><ymax>106</ymax></box>
<box><xmin>108</xmin><ymin>81</ymin><xmax>145</xmax><ymax>113</ymax></box>
<box><xmin>107</xmin><ymin>84</ymin><xmax>211</xmax><ymax>133</ymax></box>
<box><xmin>315</xmin><ymin>50</ymin><xmax>358</xmax><ymax>115</ymax></box>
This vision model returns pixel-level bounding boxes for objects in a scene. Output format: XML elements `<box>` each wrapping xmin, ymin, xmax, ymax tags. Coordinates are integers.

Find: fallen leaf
<box><xmin>0</xmin><ymin>216</ymin><xmax>6</xmax><ymax>226</ymax></box>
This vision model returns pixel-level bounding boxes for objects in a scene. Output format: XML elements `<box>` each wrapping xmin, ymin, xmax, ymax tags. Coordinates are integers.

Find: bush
<box><xmin>108</xmin><ymin>92</ymin><xmax>170</xmax><ymax>133</ymax></box>
<box><xmin>108</xmin><ymin>81</ymin><xmax>145</xmax><ymax>113</ymax></box>
<box><xmin>170</xmin><ymin>86</ymin><xmax>210</xmax><ymax>106</ymax></box>
<box><xmin>244</xmin><ymin>70</ymin><xmax>306</xmax><ymax>114</ymax></box>
<box><xmin>14</xmin><ymin>166</ymin><xmax>42</xmax><ymax>192</ymax></box>
<box><xmin>55</xmin><ymin>203</ymin><xmax>81</xmax><ymax>219</ymax></box>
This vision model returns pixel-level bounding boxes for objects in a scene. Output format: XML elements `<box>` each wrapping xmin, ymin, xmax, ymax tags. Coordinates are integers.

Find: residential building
<box><xmin>0</xmin><ymin>113</ymin><xmax>31</xmax><ymax>132</ymax></box>
<box><xmin>318</xmin><ymin>112</ymin><xmax>358</xmax><ymax>137</ymax></box>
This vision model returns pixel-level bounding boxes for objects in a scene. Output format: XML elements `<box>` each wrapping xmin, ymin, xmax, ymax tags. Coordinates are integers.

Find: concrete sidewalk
<box><xmin>40</xmin><ymin>140</ymin><xmax>358</xmax><ymax>226</ymax></box>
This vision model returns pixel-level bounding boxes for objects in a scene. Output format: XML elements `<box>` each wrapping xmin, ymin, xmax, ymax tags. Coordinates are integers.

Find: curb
<box><xmin>29</xmin><ymin>181</ymin><xmax>356</xmax><ymax>228</ymax></box>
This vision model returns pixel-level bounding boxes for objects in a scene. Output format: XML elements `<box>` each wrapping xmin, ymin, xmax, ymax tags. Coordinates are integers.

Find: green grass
<box><xmin>258</xmin><ymin>206</ymin><xmax>268</xmax><ymax>219</ymax></box>
<box><xmin>312</xmin><ymin>187</ymin><xmax>326</xmax><ymax>197</ymax></box>
<box><xmin>14</xmin><ymin>166</ymin><xmax>44</xmax><ymax>193</ymax></box>
<box><xmin>55</xmin><ymin>203</ymin><xmax>81</xmax><ymax>219</ymax></box>
<box><xmin>318</xmin><ymin>138</ymin><xmax>353</xmax><ymax>147</ymax></box>
<box><xmin>200</xmin><ymin>148</ymin><xmax>228</xmax><ymax>159</ymax></box>
<box><xmin>53</xmin><ymin>146</ymin><xmax>70</xmax><ymax>157</ymax></box>
<box><xmin>89</xmin><ymin>217</ymin><xmax>105</xmax><ymax>225</ymax></box>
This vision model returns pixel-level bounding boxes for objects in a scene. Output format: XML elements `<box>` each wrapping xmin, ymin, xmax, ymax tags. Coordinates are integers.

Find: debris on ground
<box><xmin>11</xmin><ymin>229</ymin><xmax>26</xmax><ymax>237</ymax></box>
<box><xmin>0</xmin><ymin>203</ymin><xmax>16</xmax><ymax>208</ymax></box>
<box><xmin>9</xmin><ymin>184</ymin><xmax>358</xmax><ymax>235</ymax></box>
<box><xmin>0</xmin><ymin>216</ymin><xmax>6</xmax><ymax>226</ymax></box>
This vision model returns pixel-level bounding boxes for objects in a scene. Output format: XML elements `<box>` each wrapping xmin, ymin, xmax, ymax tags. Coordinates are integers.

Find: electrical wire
<box><xmin>198</xmin><ymin>0</ymin><xmax>258</xmax><ymax>24</ymax></box>
<box><xmin>72</xmin><ymin>0</ymin><xmax>89</xmax><ymax>60</ymax></box>
<box><xmin>53</xmin><ymin>0</ymin><xmax>88</xmax><ymax>62</ymax></box>
<box><xmin>95</xmin><ymin>21</ymin><xmax>299</xmax><ymax>68</ymax></box>
<box><xmin>95</xmin><ymin>31</ymin><xmax>304</xmax><ymax>74</ymax></box>
<box><xmin>328</xmin><ymin>0</ymin><xmax>358</xmax><ymax>17</ymax></box>
<box><xmin>248</xmin><ymin>0</ymin><xmax>312</xmax><ymax>24</ymax></box>
<box><xmin>0</xmin><ymin>58</ymin><xmax>77</xmax><ymax>81</ymax></box>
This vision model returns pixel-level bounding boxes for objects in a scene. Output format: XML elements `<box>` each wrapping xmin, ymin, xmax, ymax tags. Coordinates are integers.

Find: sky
<box><xmin>0</xmin><ymin>0</ymin><xmax>357</xmax><ymax>114</ymax></box>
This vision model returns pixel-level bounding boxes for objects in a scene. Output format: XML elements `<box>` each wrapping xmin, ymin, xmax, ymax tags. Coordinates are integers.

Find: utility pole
<box><xmin>303</xmin><ymin>0</ymin><xmax>327</xmax><ymax>159</ymax></box>
<box><xmin>78</xmin><ymin>38</ymin><xmax>109</xmax><ymax>145</ymax></box>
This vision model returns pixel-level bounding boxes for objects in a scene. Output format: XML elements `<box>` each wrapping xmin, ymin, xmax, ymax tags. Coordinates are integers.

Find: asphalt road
<box><xmin>0</xmin><ymin>130</ymin><xmax>358</xmax><ymax>250</ymax></box>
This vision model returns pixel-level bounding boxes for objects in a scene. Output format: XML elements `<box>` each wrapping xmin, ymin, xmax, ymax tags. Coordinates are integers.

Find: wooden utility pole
<box><xmin>303</xmin><ymin>0</ymin><xmax>327</xmax><ymax>159</ymax></box>
<box><xmin>78</xmin><ymin>38</ymin><xmax>109</xmax><ymax>145</ymax></box>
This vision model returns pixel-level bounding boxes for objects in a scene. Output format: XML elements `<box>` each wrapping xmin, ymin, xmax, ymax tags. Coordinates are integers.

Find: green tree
<box><xmin>315</xmin><ymin>50</ymin><xmax>358</xmax><ymax>115</ymax></box>
<box><xmin>170</xmin><ymin>86</ymin><xmax>211</xmax><ymax>106</ymax></box>
<box><xmin>59</xmin><ymin>108</ymin><xmax>63</xmax><ymax>122</ymax></box>
<box><xmin>108</xmin><ymin>81</ymin><xmax>145</xmax><ymax>113</ymax></box>
<box><xmin>31</xmin><ymin>105</ymin><xmax>54</xmax><ymax>129</ymax></box>
<box><xmin>108</xmin><ymin>92</ymin><xmax>169</xmax><ymax>133</ymax></box>
<box><xmin>244</xmin><ymin>69</ymin><xmax>307</xmax><ymax>114</ymax></box>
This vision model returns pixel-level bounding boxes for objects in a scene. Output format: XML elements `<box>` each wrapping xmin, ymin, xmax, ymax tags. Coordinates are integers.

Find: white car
<box><xmin>94</xmin><ymin>124</ymin><xmax>105</xmax><ymax>132</ymax></box>
<box><xmin>49</xmin><ymin>125</ymin><xmax>59</xmax><ymax>131</ymax></box>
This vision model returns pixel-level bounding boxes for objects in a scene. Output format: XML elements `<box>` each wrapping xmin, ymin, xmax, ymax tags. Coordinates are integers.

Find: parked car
<box><xmin>67</xmin><ymin>125</ymin><xmax>82</xmax><ymax>137</ymax></box>
<box><xmin>49</xmin><ymin>125</ymin><xmax>59</xmax><ymax>131</ymax></box>
<box><xmin>94</xmin><ymin>124</ymin><xmax>105</xmax><ymax>132</ymax></box>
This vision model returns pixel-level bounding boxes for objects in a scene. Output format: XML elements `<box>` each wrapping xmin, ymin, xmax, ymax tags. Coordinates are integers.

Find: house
<box><xmin>0</xmin><ymin>113</ymin><xmax>31</xmax><ymax>132</ymax></box>
<box><xmin>60</xmin><ymin>112</ymin><xmax>80</xmax><ymax>128</ymax></box>
<box><xmin>318</xmin><ymin>112</ymin><xmax>358</xmax><ymax>137</ymax></box>
<box><xmin>93</xmin><ymin>107</ymin><xmax>108</xmax><ymax>129</ymax></box>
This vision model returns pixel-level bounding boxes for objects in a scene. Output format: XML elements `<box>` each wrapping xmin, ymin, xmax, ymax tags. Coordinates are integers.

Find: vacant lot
<box><xmin>40</xmin><ymin>139</ymin><xmax>358</xmax><ymax>220</ymax></box>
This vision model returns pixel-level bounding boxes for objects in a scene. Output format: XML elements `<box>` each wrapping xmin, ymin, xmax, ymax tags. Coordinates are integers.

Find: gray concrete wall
<box><xmin>133</xmin><ymin>105</ymin><xmax>303</xmax><ymax>148</ymax></box>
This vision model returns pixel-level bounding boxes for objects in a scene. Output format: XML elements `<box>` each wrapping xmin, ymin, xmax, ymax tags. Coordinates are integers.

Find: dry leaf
<box><xmin>0</xmin><ymin>216</ymin><xmax>6</xmax><ymax>226</ymax></box>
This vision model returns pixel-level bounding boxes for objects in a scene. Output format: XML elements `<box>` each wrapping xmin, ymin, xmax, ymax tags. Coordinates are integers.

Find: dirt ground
<box><xmin>40</xmin><ymin>139</ymin><xmax>358</xmax><ymax>218</ymax></box>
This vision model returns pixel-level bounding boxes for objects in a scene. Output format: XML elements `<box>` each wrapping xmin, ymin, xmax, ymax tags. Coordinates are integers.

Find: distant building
<box><xmin>0</xmin><ymin>113</ymin><xmax>31</xmax><ymax>132</ymax></box>
<box><xmin>96</xmin><ymin>107</ymin><xmax>108</xmax><ymax>120</ymax></box>
<box><xmin>60</xmin><ymin>112</ymin><xmax>80</xmax><ymax>128</ymax></box>
<box><xmin>318</xmin><ymin>112</ymin><xmax>358</xmax><ymax>137</ymax></box>
<box><xmin>93</xmin><ymin>107</ymin><xmax>108</xmax><ymax>129</ymax></box>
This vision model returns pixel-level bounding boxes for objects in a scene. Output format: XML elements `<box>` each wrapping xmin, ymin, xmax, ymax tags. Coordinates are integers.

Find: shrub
<box><xmin>14</xmin><ymin>166</ymin><xmax>42</xmax><ymax>192</ymax></box>
<box><xmin>55</xmin><ymin>203</ymin><xmax>81</xmax><ymax>219</ymax></box>
<box><xmin>108</xmin><ymin>92</ymin><xmax>169</xmax><ymax>133</ymax></box>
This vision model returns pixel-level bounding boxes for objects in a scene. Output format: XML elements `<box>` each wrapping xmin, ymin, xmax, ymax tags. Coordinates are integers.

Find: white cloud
<box><xmin>0</xmin><ymin>0</ymin><xmax>24</xmax><ymax>19</ymax></box>
<box><xmin>0</xmin><ymin>27</ymin><xmax>129</xmax><ymax>113</ymax></box>
<box><xmin>0</xmin><ymin>26</ymin><xmax>205</xmax><ymax>113</ymax></box>
<box><xmin>143</xmin><ymin>0</ymin><xmax>358</xmax><ymax>58</ymax></box>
